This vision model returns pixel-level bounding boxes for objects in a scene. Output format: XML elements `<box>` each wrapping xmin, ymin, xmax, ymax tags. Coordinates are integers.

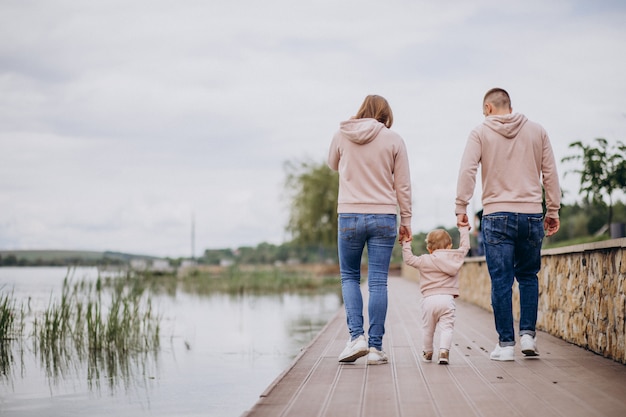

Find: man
<box><xmin>455</xmin><ymin>88</ymin><xmax>561</xmax><ymax>361</ymax></box>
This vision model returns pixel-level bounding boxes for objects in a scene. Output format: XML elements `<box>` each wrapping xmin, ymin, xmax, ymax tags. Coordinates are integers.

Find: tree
<box><xmin>283</xmin><ymin>159</ymin><xmax>339</xmax><ymax>252</ymax></box>
<box><xmin>561</xmin><ymin>138</ymin><xmax>626</xmax><ymax>228</ymax></box>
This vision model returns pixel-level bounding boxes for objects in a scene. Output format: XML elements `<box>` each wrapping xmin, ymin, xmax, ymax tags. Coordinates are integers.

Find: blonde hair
<box><xmin>483</xmin><ymin>88</ymin><xmax>511</xmax><ymax>110</ymax></box>
<box><xmin>355</xmin><ymin>95</ymin><xmax>393</xmax><ymax>128</ymax></box>
<box><xmin>426</xmin><ymin>229</ymin><xmax>452</xmax><ymax>252</ymax></box>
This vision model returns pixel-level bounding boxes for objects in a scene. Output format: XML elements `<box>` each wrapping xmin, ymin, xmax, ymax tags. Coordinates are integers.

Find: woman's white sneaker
<box><xmin>490</xmin><ymin>344</ymin><xmax>515</xmax><ymax>361</ymax></box>
<box><xmin>338</xmin><ymin>335</ymin><xmax>369</xmax><ymax>362</ymax></box>
<box><xmin>367</xmin><ymin>347</ymin><xmax>388</xmax><ymax>365</ymax></box>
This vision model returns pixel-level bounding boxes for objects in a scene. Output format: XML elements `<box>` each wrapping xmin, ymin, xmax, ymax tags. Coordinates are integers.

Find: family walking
<box><xmin>327</xmin><ymin>89</ymin><xmax>561</xmax><ymax>366</ymax></box>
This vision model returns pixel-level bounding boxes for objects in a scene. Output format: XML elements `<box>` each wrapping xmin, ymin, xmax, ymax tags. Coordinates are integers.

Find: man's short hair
<box><xmin>483</xmin><ymin>88</ymin><xmax>511</xmax><ymax>110</ymax></box>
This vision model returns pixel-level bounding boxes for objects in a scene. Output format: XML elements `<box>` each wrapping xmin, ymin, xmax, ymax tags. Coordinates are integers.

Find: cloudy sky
<box><xmin>1</xmin><ymin>0</ymin><xmax>625</xmax><ymax>258</ymax></box>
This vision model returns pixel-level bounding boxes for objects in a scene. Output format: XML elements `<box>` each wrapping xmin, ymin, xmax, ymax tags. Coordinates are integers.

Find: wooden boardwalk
<box><xmin>242</xmin><ymin>276</ymin><xmax>626</xmax><ymax>417</ymax></box>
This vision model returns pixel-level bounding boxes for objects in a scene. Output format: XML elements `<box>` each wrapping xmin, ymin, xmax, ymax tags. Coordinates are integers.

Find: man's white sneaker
<box><xmin>490</xmin><ymin>344</ymin><xmax>515</xmax><ymax>361</ymax></box>
<box><xmin>520</xmin><ymin>334</ymin><xmax>539</xmax><ymax>357</ymax></box>
<box><xmin>366</xmin><ymin>347</ymin><xmax>388</xmax><ymax>365</ymax></box>
<box><xmin>338</xmin><ymin>335</ymin><xmax>369</xmax><ymax>362</ymax></box>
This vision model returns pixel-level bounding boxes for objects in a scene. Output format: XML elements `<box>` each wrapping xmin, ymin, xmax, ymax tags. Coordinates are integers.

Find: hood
<box><xmin>339</xmin><ymin>118</ymin><xmax>384</xmax><ymax>145</ymax></box>
<box><xmin>483</xmin><ymin>113</ymin><xmax>528</xmax><ymax>139</ymax></box>
<box><xmin>428</xmin><ymin>251</ymin><xmax>465</xmax><ymax>276</ymax></box>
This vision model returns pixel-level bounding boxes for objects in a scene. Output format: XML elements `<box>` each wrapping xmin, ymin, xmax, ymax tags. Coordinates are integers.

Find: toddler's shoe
<box><xmin>438</xmin><ymin>349</ymin><xmax>449</xmax><ymax>365</ymax></box>
<box><xmin>520</xmin><ymin>334</ymin><xmax>539</xmax><ymax>357</ymax></box>
<box><xmin>422</xmin><ymin>351</ymin><xmax>433</xmax><ymax>362</ymax></box>
<box><xmin>367</xmin><ymin>347</ymin><xmax>388</xmax><ymax>365</ymax></box>
<box><xmin>490</xmin><ymin>343</ymin><xmax>515</xmax><ymax>361</ymax></box>
<box><xmin>338</xmin><ymin>335</ymin><xmax>368</xmax><ymax>362</ymax></box>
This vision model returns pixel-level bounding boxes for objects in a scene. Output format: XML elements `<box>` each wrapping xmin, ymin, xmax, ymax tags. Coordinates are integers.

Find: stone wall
<box><xmin>401</xmin><ymin>238</ymin><xmax>626</xmax><ymax>364</ymax></box>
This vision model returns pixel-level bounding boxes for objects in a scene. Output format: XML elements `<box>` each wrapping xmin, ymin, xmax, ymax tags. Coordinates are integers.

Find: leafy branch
<box><xmin>561</xmin><ymin>138</ymin><xmax>626</xmax><ymax>228</ymax></box>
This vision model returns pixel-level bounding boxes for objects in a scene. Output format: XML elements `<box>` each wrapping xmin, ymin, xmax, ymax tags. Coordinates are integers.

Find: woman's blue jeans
<box><xmin>482</xmin><ymin>212</ymin><xmax>544</xmax><ymax>346</ymax></box>
<box><xmin>338</xmin><ymin>213</ymin><xmax>397</xmax><ymax>351</ymax></box>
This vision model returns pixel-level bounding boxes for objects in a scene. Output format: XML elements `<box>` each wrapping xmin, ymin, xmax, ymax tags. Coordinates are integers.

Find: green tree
<box><xmin>561</xmin><ymin>138</ymin><xmax>626</xmax><ymax>228</ymax></box>
<box><xmin>202</xmin><ymin>248</ymin><xmax>234</xmax><ymax>265</ymax></box>
<box><xmin>549</xmin><ymin>201</ymin><xmax>609</xmax><ymax>242</ymax></box>
<box><xmin>284</xmin><ymin>159</ymin><xmax>339</xmax><ymax>254</ymax></box>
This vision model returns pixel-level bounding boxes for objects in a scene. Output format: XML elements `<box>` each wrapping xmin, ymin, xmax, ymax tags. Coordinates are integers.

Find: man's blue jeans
<box><xmin>338</xmin><ymin>213</ymin><xmax>397</xmax><ymax>351</ymax></box>
<box><xmin>482</xmin><ymin>212</ymin><xmax>544</xmax><ymax>346</ymax></box>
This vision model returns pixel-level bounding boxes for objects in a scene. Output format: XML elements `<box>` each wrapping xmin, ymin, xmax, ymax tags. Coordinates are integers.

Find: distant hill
<box><xmin>0</xmin><ymin>249</ymin><xmax>163</xmax><ymax>266</ymax></box>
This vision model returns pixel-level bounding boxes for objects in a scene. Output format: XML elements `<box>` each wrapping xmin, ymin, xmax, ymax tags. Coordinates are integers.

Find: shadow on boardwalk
<box><xmin>243</xmin><ymin>276</ymin><xmax>626</xmax><ymax>417</ymax></box>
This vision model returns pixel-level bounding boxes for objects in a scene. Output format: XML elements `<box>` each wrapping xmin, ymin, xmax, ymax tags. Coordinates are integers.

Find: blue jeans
<box><xmin>338</xmin><ymin>213</ymin><xmax>397</xmax><ymax>351</ymax></box>
<box><xmin>482</xmin><ymin>212</ymin><xmax>544</xmax><ymax>347</ymax></box>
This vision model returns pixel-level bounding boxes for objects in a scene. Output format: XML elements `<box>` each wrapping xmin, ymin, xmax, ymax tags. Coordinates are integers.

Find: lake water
<box><xmin>0</xmin><ymin>267</ymin><xmax>342</xmax><ymax>417</ymax></box>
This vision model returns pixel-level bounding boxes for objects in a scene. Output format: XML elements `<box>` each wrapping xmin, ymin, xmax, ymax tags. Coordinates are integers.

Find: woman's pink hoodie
<box><xmin>328</xmin><ymin>118</ymin><xmax>412</xmax><ymax>227</ymax></box>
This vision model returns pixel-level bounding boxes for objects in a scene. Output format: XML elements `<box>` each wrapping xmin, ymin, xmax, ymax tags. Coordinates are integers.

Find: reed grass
<box><xmin>179</xmin><ymin>265</ymin><xmax>341</xmax><ymax>295</ymax></box>
<box><xmin>0</xmin><ymin>288</ymin><xmax>25</xmax><ymax>381</ymax></box>
<box><xmin>0</xmin><ymin>291</ymin><xmax>15</xmax><ymax>340</ymax></box>
<box><xmin>0</xmin><ymin>288</ymin><xmax>24</xmax><ymax>340</ymax></box>
<box><xmin>33</xmin><ymin>277</ymin><xmax>160</xmax><ymax>352</ymax></box>
<box><xmin>25</xmin><ymin>275</ymin><xmax>161</xmax><ymax>382</ymax></box>
<box><xmin>2</xmin><ymin>265</ymin><xmax>335</xmax><ymax>384</ymax></box>
<box><xmin>0</xmin><ymin>271</ymin><xmax>161</xmax><ymax>387</ymax></box>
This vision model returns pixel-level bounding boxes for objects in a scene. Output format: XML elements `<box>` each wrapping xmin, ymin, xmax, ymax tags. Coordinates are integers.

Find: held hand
<box><xmin>456</xmin><ymin>213</ymin><xmax>469</xmax><ymax>228</ymax></box>
<box><xmin>398</xmin><ymin>225</ymin><xmax>412</xmax><ymax>243</ymax></box>
<box><xmin>544</xmin><ymin>217</ymin><xmax>560</xmax><ymax>237</ymax></box>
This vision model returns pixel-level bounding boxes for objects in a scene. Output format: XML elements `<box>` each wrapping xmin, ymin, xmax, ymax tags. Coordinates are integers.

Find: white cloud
<box><xmin>1</xmin><ymin>0</ymin><xmax>625</xmax><ymax>256</ymax></box>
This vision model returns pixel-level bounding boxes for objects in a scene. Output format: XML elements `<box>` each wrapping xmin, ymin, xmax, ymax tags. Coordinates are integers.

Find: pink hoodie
<box><xmin>328</xmin><ymin>118</ymin><xmax>412</xmax><ymax>227</ymax></box>
<box><xmin>455</xmin><ymin>113</ymin><xmax>561</xmax><ymax>219</ymax></box>
<box><xmin>402</xmin><ymin>227</ymin><xmax>470</xmax><ymax>297</ymax></box>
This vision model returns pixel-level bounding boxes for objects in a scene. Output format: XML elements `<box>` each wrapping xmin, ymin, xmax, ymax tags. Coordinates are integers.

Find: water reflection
<box><xmin>0</xmin><ymin>339</ymin><xmax>17</xmax><ymax>383</ymax></box>
<box><xmin>86</xmin><ymin>348</ymin><xmax>159</xmax><ymax>394</ymax></box>
<box><xmin>0</xmin><ymin>267</ymin><xmax>342</xmax><ymax>417</ymax></box>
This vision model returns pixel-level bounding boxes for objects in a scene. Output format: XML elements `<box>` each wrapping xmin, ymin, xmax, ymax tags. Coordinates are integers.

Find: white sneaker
<box><xmin>438</xmin><ymin>349</ymin><xmax>449</xmax><ymax>365</ymax></box>
<box><xmin>520</xmin><ymin>334</ymin><xmax>539</xmax><ymax>357</ymax></box>
<box><xmin>490</xmin><ymin>344</ymin><xmax>515</xmax><ymax>361</ymax></box>
<box><xmin>367</xmin><ymin>347</ymin><xmax>388</xmax><ymax>365</ymax></box>
<box><xmin>338</xmin><ymin>335</ymin><xmax>368</xmax><ymax>362</ymax></box>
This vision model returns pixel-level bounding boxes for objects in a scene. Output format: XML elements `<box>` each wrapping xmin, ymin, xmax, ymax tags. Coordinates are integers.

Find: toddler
<box><xmin>402</xmin><ymin>226</ymin><xmax>470</xmax><ymax>364</ymax></box>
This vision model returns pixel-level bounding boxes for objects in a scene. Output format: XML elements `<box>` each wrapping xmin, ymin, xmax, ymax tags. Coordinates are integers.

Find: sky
<box><xmin>1</xmin><ymin>0</ymin><xmax>626</xmax><ymax>258</ymax></box>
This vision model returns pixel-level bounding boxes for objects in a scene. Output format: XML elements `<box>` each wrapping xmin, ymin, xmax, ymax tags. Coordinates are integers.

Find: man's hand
<box><xmin>545</xmin><ymin>217</ymin><xmax>560</xmax><ymax>237</ymax></box>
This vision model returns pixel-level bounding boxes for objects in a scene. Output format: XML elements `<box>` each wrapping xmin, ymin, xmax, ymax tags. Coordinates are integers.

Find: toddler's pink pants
<box><xmin>421</xmin><ymin>294</ymin><xmax>456</xmax><ymax>352</ymax></box>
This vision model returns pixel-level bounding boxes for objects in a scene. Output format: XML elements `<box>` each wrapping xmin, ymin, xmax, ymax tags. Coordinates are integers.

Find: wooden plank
<box><xmin>323</xmin><ymin>365</ymin><xmax>367</xmax><ymax>417</ymax></box>
<box><xmin>392</xmin><ymin>346</ymin><xmax>439</xmax><ymax>417</ymax></box>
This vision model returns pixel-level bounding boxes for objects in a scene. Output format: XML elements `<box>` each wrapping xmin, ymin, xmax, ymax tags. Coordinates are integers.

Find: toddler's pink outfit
<box><xmin>420</xmin><ymin>293</ymin><xmax>456</xmax><ymax>352</ymax></box>
<box><xmin>402</xmin><ymin>227</ymin><xmax>470</xmax><ymax>353</ymax></box>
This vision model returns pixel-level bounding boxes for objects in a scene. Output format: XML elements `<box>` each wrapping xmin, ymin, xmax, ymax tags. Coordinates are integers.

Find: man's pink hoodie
<box><xmin>455</xmin><ymin>113</ymin><xmax>561</xmax><ymax>219</ymax></box>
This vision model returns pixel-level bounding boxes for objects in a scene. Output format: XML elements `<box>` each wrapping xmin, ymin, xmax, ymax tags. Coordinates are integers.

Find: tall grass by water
<box><xmin>33</xmin><ymin>277</ymin><xmax>160</xmax><ymax>353</ymax></box>
<box><xmin>0</xmin><ymin>273</ymin><xmax>160</xmax><ymax>385</ymax></box>
<box><xmin>0</xmin><ymin>289</ymin><xmax>26</xmax><ymax>380</ymax></box>
<box><xmin>0</xmin><ymin>289</ymin><xmax>24</xmax><ymax>341</ymax></box>
<box><xmin>178</xmin><ymin>264</ymin><xmax>341</xmax><ymax>295</ymax></box>
<box><xmin>1</xmin><ymin>265</ymin><xmax>336</xmax><ymax>347</ymax></box>
<box><xmin>0</xmin><ymin>265</ymin><xmax>338</xmax><ymax>390</ymax></box>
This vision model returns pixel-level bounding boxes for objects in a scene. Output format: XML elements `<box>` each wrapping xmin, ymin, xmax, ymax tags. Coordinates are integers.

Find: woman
<box><xmin>327</xmin><ymin>95</ymin><xmax>412</xmax><ymax>365</ymax></box>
